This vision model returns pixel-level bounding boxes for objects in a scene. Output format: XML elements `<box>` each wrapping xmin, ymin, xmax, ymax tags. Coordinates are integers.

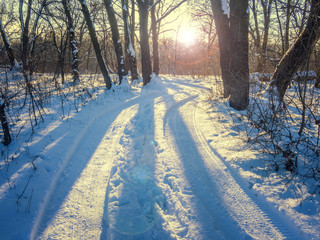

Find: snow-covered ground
<box><xmin>0</xmin><ymin>74</ymin><xmax>319</xmax><ymax>239</ymax></box>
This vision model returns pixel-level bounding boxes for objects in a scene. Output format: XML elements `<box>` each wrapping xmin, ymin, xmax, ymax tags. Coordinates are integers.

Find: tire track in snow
<box><xmin>162</xmin><ymin>95</ymin><xmax>243</xmax><ymax>239</ymax></box>
<box><xmin>37</xmin><ymin>106</ymin><xmax>138</xmax><ymax>240</ymax></box>
<box><xmin>186</xmin><ymin>106</ymin><xmax>302</xmax><ymax>239</ymax></box>
<box><xmin>31</xmin><ymin>92</ymin><xmax>161</xmax><ymax>240</ymax></box>
<box><xmin>183</xmin><ymin>100</ymin><xmax>302</xmax><ymax>239</ymax></box>
<box><xmin>161</xmin><ymin>90</ymin><xmax>302</xmax><ymax>239</ymax></box>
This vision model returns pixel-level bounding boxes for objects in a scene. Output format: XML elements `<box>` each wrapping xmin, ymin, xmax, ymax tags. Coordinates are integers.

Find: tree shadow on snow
<box><xmin>33</xmin><ymin>94</ymin><xmax>155</xmax><ymax>239</ymax></box>
<box><xmin>162</xmin><ymin>86</ymin><xmax>244</xmax><ymax>239</ymax></box>
<box><xmin>100</xmin><ymin>97</ymin><xmax>171</xmax><ymax>240</ymax></box>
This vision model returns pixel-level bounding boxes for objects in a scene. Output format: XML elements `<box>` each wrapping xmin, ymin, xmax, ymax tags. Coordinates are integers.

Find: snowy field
<box><xmin>0</xmin><ymin>74</ymin><xmax>319</xmax><ymax>239</ymax></box>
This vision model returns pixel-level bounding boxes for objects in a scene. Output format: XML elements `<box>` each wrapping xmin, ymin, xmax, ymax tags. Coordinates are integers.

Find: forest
<box><xmin>0</xmin><ymin>0</ymin><xmax>320</xmax><ymax>239</ymax></box>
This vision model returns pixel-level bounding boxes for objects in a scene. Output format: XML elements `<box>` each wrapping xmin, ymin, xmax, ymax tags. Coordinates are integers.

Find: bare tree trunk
<box><xmin>271</xmin><ymin>0</ymin><xmax>320</xmax><ymax>101</ymax></box>
<box><xmin>316</xmin><ymin>75</ymin><xmax>320</xmax><ymax>88</ymax></box>
<box><xmin>103</xmin><ymin>0</ymin><xmax>127</xmax><ymax>84</ymax></box>
<box><xmin>151</xmin><ymin>0</ymin><xmax>160</xmax><ymax>75</ymax></box>
<box><xmin>122</xmin><ymin>0</ymin><xmax>139</xmax><ymax>81</ymax></box>
<box><xmin>275</xmin><ymin>0</ymin><xmax>285</xmax><ymax>55</ymax></box>
<box><xmin>284</xmin><ymin>0</ymin><xmax>291</xmax><ymax>52</ymax></box>
<box><xmin>130</xmin><ymin>0</ymin><xmax>135</xmax><ymax>47</ymax></box>
<box><xmin>257</xmin><ymin>0</ymin><xmax>273</xmax><ymax>72</ymax></box>
<box><xmin>229</xmin><ymin>0</ymin><xmax>249</xmax><ymax>110</ymax></box>
<box><xmin>29</xmin><ymin>0</ymin><xmax>47</xmax><ymax>75</ymax></box>
<box><xmin>211</xmin><ymin>0</ymin><xmax>249</xmax><ymax>109</ymax></box>
<box><xmin>19</xmin><ymin>0</ymin><xmax>33</xmax><ymax>71</ymax></box>
<box><xmin>62</xmin><ymin>0</ymin><xmax>80</xmax><ymax>84</ymax></box>
<box><xmin>78</xmin><ymin>0</ymin><xmax>112</xmax><ymax>89</ymax></box>
<box><xmin>137</xmin><ymin>0</ymin><xmax>152</xmax><ymax>85</ymax></box>
<box><xmin>0</xmin><ymin>101</ymin><xmax>11</xmax><ymax>146</ymax></box>
<box><xmin>251</xmin><ymin>0</ymin><xmax>261</xmax><ymax>50</ymax></box>
<box><xmin>210</xmin><ymin>0</ymin><xmax>232</xmax><ymax>98</ymax></box>
<box><xmin>0</xmin><ymin>20</ymin><xmax>17</xmax><ymax>68</ymax></box>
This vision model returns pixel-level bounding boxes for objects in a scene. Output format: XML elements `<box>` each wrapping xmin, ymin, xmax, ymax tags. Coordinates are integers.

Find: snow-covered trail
<box><xmin>31</xmin><ymin>91</ymin><xmax>164</xmax><ymax>239</ymax></box>
<box><xmin>28</xmin><ymin>76</ymin><xmax>303</xmax><ymax>239</ymax></box>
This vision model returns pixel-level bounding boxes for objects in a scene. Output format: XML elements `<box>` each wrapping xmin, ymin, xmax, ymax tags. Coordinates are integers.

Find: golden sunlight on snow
<box><xmin>36</xmin><ymin>107</ymin><xmax>138</xmax><ymax>239</ymax></box>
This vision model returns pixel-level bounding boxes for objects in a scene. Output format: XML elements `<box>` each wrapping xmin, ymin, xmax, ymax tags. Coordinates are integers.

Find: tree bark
<box><xmin>122</xmin><ymin>0</ymin><xmax>139</xmax><ymax>81</ymax></box>
<box><xmin>103</xmin><ymin>0</ymin><xmax>127</xmax><ymax>84</ymax></box>
<box><xmin>78</xmin><ymin>0</ymin><xmax>112</xmax><ymax>89</ymax></box>
<box><xmin>0</xmin><ymin>102</ymin><xmax>11</xmax><ymax>146</ymax></box>
<box><xmin>137</xmin><ymin>0</ymin><xmax>153</xmax><ymax>85</ymax></box>
<box><xmin>316</xmin><ymin>75</ymin><xmax>320</xmax><ymax>88</ymax></box>
<box><xmin>257</xmin><ymin>0</ymin><xmax>273</xmax><ymax>72</ymax></box>
<box><xmin>28</xmin><ymin>0</ymin><xmax>47</xmax><ymax>75</ymax></box>
<box><xmin>271</xmin><ymin>0</ymin><xmax>320</xmax><ymax>101</ymax></box>
<box><xmin>19</xmin><ymin>0</ymin><xmax>33</xmax><ymax>71</ymax></box>
<box><xmin>284</xmin><ymin>0</ymin><xmax>291</xmax><ymax>52</ymax></box>
<box><xmin>62</xmin><ymin>0</ymin><xmax>80</xmax><ymax>84</ymax></box>
<box><xmin>0</xmin><ymin>20</ymin><xmax>17</xmax><ymax>68</ymax></box>
<box><xmin>211</xmin><ymin>0</ymin><xmax>249</xmax><ymax>109</ymax></box>
<box><xmin>229</xmin><ymin>0</ymin><xmax>249</xmax><ymax>110</ymax></box>
<box><xmin>251</xmin><ymin>0</ymin><xmax>261</xmax><ymax>51</ymax></box>
<box><xmin>151</xmin><ymin>0</ymin><xmax>160</xmax><ymax>75</ymax></box>
<box><xmin>130</xmin><ymin>0</ymin><xmax>135</xmax><ymax>47</ymax></box>
<box><xmin>210</xmin><ymin>0</ymin><xmax>232</xmax><ymax>98</ymax></box>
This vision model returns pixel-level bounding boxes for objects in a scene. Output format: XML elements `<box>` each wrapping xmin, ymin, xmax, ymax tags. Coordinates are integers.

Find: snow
<box><xmin>0</xmin><ymin>73</ymin><xmax>319</xmax><ymax>239</ymax></box>
<box><xmin>128</xmin><ymin>42</ymin><xmax>136</xmax><ymax>57</ymax></box>
<box><xmin>221</xmin><ymin>0</ymin><xmax>229</xmax><ymax>17</ymax></box>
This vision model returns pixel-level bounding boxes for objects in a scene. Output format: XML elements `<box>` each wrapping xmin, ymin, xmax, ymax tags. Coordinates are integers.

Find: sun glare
<box><xmin>178</xmin><ymin>27</ymin><xmax>197</xmax><ymax>46</ymax></box>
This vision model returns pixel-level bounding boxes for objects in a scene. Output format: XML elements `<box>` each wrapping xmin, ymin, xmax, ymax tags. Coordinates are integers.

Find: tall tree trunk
<box><xmin>271</xmin><ymin>0</ymin><xmax>320</xmax><ymax>101</ymax></box>
<box><xmin>211</xmin><ymin>0</ymin><xmax>249</xmax><ymax>109</ymax></box>
<box><xmin>275</xmin><ymin>0</ymin><xmax>285</xmax><ymax>55</ymax></box>
<box><xmin>284</xmin><ymin>0</ymin><xmax>292</xmax><ymax>52</ymax></box>
<box><xmin>257</xmin><ymin>0</ymin><xmax>273</xmax><ymax>72</ymax></box>
<box><xmin>103</xmin><ymin>0</ymin><xmax>127</xmax><ymax>84</ymax></box>
<box><xmin>19</xmin><ymin>0</ymin><xmax>33</xmax><ymax>71</ymax></box>
<box><xmin>137</xmin><ymin>0</ymin><xmax>152</xmax><ymax>85</ymax></box>
<box><xmin>229</xmin><ymin>0</ymin><xmax>249</xmax><ymax>110</ymax></box>
<box><xmin>122</xmin><ymin>0</ymin><xmax>139</xmax><ymax>81</ymax></box>
<box><xmin>251</xmin><ymin>0</ymin><xmax>261</xmax><ymax>51</ymax></box>
<box><xmin>316</xmin><ymin>75</ymin><xmax>320</xmax><ymax>88</ymax></box>
<box><xmin>151</xmin><ymin>0</ymin><xmax>160</xmax><ymax>75</ymax></box>
<box><xmin>210</xmin><ymin>0</ymin><xmax>232</xmax><ymax>98</ymax></box>
<box><xmin>130</xmin><ymin>0</ymin><xmax>135</xmax><ymax>48</ymax></box>
<box><xmin>0</xmin><ymin>101</ymin><xmax>11</xmax><ymax>146</ymax></box>
<box><xmin>62</xmin><ymin>0</ymin><xmax>80</xmax><ymax>84</ymax></box>
<box><xmin>0</xmin><ymin>20</ymin><xmax>17</xmax><ymax>68</ymax></box>
<box><xmin>78</xmin><ymin>0</ymin><xmax>112</xmax><ymax>89</ymax></box>
<box><xmin>29</xmin><ymin>0</ymin><xmax>47</xmax><ymax>75</ymax></box>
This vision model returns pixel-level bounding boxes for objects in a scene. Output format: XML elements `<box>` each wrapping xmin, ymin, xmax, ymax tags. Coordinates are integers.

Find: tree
<box><xmin>210</xmin><ymin>0</ymin><xmax>249</xmax><ymax>110</ymax></box>
<box><xmin>210</xmin><ymin>0</ymin><xmax>232</xmax><ymax>98</ymax></box>
<box><xmin>103</xmin><ymin>0</ymin><xmax>127</xmax><ymax>84</ymax></box>
<box><xmin>0</xmin><ymin>98</ymin><xmax>11</xmax><ymax>146</ymax></box>
<box><xmin>150</xmin><ymin>0</ymin><xmax>188</xmax><ymax>75</ymax></box>
<box><xmin>229</xmin><ymin>0</ymin><xmax>249</xmax><ymax>110</ymax></box>
<box><xmin>62</xmin><ymin>0</ymin><xmax>80</xmax><ymax>84</ymax></box>
<box><xmin>190</xmin><ymin>0</ymin><xmax>217</xmax><ymax>76</ymax></box>
<box><xmin>250</xmin><ymin>0</ymin><xmax>273</xmax><ymax>72</ymax></box>
<box><xmin>19</xmin><ymin>0</ymin><xmax>33</xmax><ymax>71</ymax></box>
<box><xmin>78</xmin><ymin>0</ymin><xmax>112</xmax><ymax>89</ymax></box>
<box><xmin>121</xmin><ymin>0</ymin><xmax>139</xmax><ymax>81</ymax></box>
<box><xmin>137</xmin><ymin>0</ymin><xmax>153</xmax><ymax>85</ymax></box>
<box><xmin>46</xmin><ymin>16</ymin><xmax>69</xmax><ymax>84</ymax></box>
<box><xmin>150</xmin><ymin>0</ymin><xmax>160</xmax><ymax>75</ymax></box>
<box><xmin>29</xmin><ymin>0</ymin><xmax>47</xmax><ymax>75</ymax></box>
<box><xmin>270</xmin><ymin>0</ymin><xmax>320</xmax><ymax>101</ymax></box>
<box><xmin>0</xmin><ymin>19</ymin><xmax>17</xmax><ymax>68</ymax></box>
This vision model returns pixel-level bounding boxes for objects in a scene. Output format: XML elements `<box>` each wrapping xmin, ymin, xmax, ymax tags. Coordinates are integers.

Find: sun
<box><xmin>178</xmin><ymin>27</ymin><xmax>197</xmax><ymax>46</ymax></box>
